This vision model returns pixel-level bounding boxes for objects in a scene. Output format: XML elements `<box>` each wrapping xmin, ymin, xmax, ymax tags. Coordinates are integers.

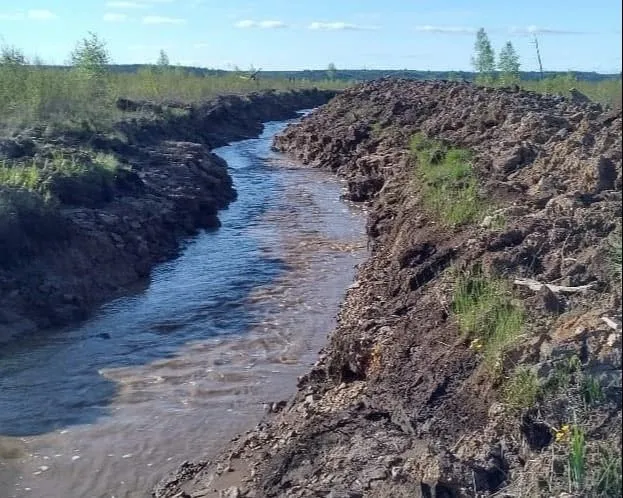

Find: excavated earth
<box><xmin>155</xmin><ymin>80</ymin><xmax>622</xmax><ymax>497</ymax></box>
<box><xmin>0</xmin><ymin>89</ymin><xmax>335</xmax><ymax>342</ymax></box>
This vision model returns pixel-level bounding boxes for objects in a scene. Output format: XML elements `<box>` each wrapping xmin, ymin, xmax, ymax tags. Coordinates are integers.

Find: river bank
<box><xmin>0</xmin><ymin>117</ymin><xmax>367</xmax><ymax>498</ymax></box>
<box><xmin>156</xmin><ymin>80</ymin><xmax>622</xmax><ymax>497</ymax></box>
<box><xmin>0</xmin><ymin>89</ymin><xmax>336</xmax><ymax>343</ymax></box>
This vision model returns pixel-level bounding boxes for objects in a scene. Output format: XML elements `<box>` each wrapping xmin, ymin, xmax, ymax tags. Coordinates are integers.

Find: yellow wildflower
<box><xmin>555</xmin><ymin>424</ymin><xmax>571</xmax><ymax>442</ymax></box>
<box><xmin>470</xmin><ymin>338</ymin><xmax>483</xmax><ymax>351</ymax></box>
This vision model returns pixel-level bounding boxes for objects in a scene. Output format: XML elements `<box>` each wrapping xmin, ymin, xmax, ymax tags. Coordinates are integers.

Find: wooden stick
<box><xmin>513</xmin><ymin>278</ymin><xmax>595</xmax><ymax>294</ymax></box>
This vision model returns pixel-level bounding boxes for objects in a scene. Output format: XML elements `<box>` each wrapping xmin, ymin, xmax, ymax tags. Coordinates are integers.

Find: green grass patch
<box><xmin>503</xmin><ymin>367</ymin><xmax>540</xmax><ymax>409</ymax></box>
<box><xmin>521</xmin><ymin>75</ymin><xmax>622</xmax><ymax>109</ymax></box>
<box><xmin>452</xmin><ymin>266</ymin><xmax>524</xmax><ymax>368</ymax></box>
<box><xmin>410</xmin><ymin>133</ymin><xmax>488</xmax><ymax>227</ymax></box>
<box><xmin>1</xmin><ymin>151</ymin><xmax>121</xmax><ymax>207</ymax></box>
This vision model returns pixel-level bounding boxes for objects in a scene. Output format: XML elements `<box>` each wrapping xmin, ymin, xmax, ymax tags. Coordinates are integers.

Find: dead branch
<box><xmin>513</xmin><ymin>278</ymin><xmax>595</xmax><ymax>294</ymax></box>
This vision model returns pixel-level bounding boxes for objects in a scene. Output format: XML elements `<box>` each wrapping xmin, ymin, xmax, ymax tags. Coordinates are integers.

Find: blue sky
<box><xmin>0</xmin><ymin>0</ymin><xmax>621</xmax><ymax>72</ymax></box>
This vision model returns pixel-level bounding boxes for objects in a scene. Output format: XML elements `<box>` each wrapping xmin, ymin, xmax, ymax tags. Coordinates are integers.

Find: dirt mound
<box><xmin>156</xmin><ymin>80</ymin><xmax>621</xmax><ymax>497</ymax></box>
<box><xmin>0</xmin><ymin>89</ymin><xmax>335</xmax><ymax>342</ymax></box>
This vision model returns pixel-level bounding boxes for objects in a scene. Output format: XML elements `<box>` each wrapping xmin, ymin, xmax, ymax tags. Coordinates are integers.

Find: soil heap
<box><xmin>155</xmin><ymin>79</ymin><xmax>622</xmax><ymax>497</ymax></box>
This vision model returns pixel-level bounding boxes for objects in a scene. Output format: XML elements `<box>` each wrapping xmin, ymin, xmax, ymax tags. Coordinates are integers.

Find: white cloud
<box><xmin>308</xmin><ymin>21</ymin><xmax>378</xmax><ymax>31</ymax></box>
<box><xmin>0</xmin><ymin>12</ymin><xmax>24</xmax><ymax>20</ymax></box>
<box><xmin>234</xmin><ymin>19</ymin><xmax>287</xmax><ymax>29</ymax></box>
<box><xmin>104</xmin><ymin>12</ymin><xmax>128</xmax><ymax>22</ymax></box>
<box><xmin>194</xmin><ymin>42</ymin><xmax>210</xmax><ymax>48</ymax></box>
<box><xmin>142</xmin><ymin>15</ymin><xmax>186</xmax><ymax>24</ymax></box>
<box><xmin>414</xmin><ymin>25</ymin><xmax>476</xmax><ymax>34</ymax></box>
<box><xmin>510</xmin><ymin>25</ymin><xmax>583</xmax><ymax>35</ymax></box>
<box><xmin>235</xmin><ymin>19</ymin><xmax>255</xmax><ymax>28</ymax></box>
<box><xmin>105</xmin><ymin>1</ymin><xmax>147</xmax><ymax>9</ymax></box>
<box><xmin>27</xmin><ymin>9</ymin><xmax>58</xmax><ymax>20</ymax></box>
<box><xmin>259</xmin><ymin>20</ymin><xmax>286</xmax><ymax>28</ymax></box>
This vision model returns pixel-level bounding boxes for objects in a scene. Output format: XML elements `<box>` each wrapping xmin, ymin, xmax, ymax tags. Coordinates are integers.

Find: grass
<box><xmin>521</xmin><ymin>75</ymin><xmax>622</xmax><ymax>108</ymax></box>
<box><xmin>503</xmin><ymin>367</ymin><xmax>540</xmax><ymax>409</ymax></box>
<box><xmin>608</xmin><ymin>224</ymin><xmax>622</xmax><ymax>283</ymax></box>
<box><xmin>568</xmin><ymin>423</ymin><xmax>587</xmax><ymax>491</ymax></box>
<box><xmin>543</xmin><ymin>355</ymin><xmax>582</xmax><ymax>394</ymax></box>
<box><xmin>0</xmin><ymin>151</ymin><xmax>121</xmax><ymax>204</ymax></box>
<box><xmin>0</xmin><ymin>64</ymin><xmax>346</xmax><ymax>133</ymax></box>
<box><xmin>581</xmin><ymin>376</ymin><xmax>605</xmax><ymax>407</ymax></box>
<box><xmin>410</xmin><ymin>133</ymin><xmax>489</xmax><ymax>227</ymax></box>
<box><xmin>595</xmin><ymin>446</ymin><xmax>623</xmax><ymax>497</ymax></box>
<box><xmin>452</xmin><ymin>266</ymin><xmax>524</xmax><ymax>368</ymax></box>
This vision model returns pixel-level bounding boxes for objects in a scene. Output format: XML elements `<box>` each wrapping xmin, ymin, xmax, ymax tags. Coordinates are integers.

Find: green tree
<box><xmin>70</xmin><ymin>32</ymin><xmax>110</xmax><ymax>79</ymax></box>
<box><xmin>157</xmin><ymin>49</ymin><xmax>170</xmax><ymax>67</ymax></box>
<box><xmin>498</xmin><ymin>41</ymin><xmax>520</xmax><ymax>85</ymax></box>
<box><xmin>69</xmin><ymin>32</ymin><xmax>112</xmax><ymax>121</ymax></box>
<box><xmin>327</xmin><ymin>62</ymin><xmax>337</xmax><ymax>81</ymax></box>
<box><xmin>471</xmin><ymin>28</ymin><xmax>495</xmax><ymax>85</ymax></box>
<box><xmin>0</xmin><ymin>45</ymin><xmax>27</xmax><ymax>65</ymax></box>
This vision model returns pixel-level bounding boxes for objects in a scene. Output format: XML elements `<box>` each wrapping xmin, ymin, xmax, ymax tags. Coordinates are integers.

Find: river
<box><xmin>0</xmin><ymin>116</ymin><xmax>367</xmax><ymax>498</ymax></box>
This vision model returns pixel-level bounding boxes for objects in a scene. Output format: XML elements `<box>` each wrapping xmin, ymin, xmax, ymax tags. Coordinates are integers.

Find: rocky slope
<box><xmin>155</xmin><ymin>80</ymin><xmax>621</xmax><ymax>497</ymax></box>
<box><xmin>0</xmin><ymin>89</ymin><xmax>335</xmax><ymax>342</ymax></box>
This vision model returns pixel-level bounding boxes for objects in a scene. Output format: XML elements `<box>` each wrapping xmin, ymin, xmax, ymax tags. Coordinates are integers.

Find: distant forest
<box><xmin>42</xmin><ymin>65</ymin><xmax>621</xmax><ymax>83</ymax></box>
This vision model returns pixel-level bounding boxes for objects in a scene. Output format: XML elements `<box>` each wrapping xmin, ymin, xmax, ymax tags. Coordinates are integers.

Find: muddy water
<box><xmin>0</xmin><ymin>118</ymin><xmax>367</xmax><ymax>498</ymax></box>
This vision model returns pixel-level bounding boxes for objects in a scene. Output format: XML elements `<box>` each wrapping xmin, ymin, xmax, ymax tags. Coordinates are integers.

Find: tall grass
<box><xmin>521</xmin><ymin>74</ymin><xmax>622</xmax><ymax>108</ymax></box>
<box><xmin>568</xmin><ymin>424</ymin><xmax>587</xmax><ymax>491</ymax></box>
<box><xmin>0</xmin><ymin>64</ymin><xmax>346</xmax><ymax>132</ymax></box>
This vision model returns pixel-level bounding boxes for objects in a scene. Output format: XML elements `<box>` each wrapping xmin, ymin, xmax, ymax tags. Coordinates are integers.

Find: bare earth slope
<box><xmin>155</xmin><ymin>80</ymin><xmax>622</xmax><ymax>497</ymax></box>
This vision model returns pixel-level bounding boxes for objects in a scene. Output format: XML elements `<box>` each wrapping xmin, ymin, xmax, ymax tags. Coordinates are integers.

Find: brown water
<box><xmin>0</xmin><ymin>118</ymin><xmax>367</xmax><ymax>498</ymax></box>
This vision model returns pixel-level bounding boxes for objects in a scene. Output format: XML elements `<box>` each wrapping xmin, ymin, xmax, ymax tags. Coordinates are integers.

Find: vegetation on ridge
<box><xmin>410</xmin><ymin>133</ymin><xmax>489</xmax><ymax>227</ymax></box>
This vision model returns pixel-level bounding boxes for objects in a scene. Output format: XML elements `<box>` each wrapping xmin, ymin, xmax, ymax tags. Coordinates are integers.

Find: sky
<box><xmin>0</xmin><ymin>0</ymin><xmax>621</xmax><ymax>72</ymax></box>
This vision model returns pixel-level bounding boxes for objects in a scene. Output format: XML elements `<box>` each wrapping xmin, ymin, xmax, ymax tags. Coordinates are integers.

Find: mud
<box><xmin>156</xmin><ymin>80</ymin><xmax>621</xmax><ymax>497</ymax></box>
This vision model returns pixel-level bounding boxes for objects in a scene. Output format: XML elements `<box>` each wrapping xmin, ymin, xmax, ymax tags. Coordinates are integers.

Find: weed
<box><xmin>607</xmin><ymin>224</ymin><xmax>622</xmax><ymax>283</ymax></box>
<box><xmin>542</xmin><ymin>355</ymin><xmax>581</xmax><ymax>395</ymax></box>
<box><xmin>568</xmin><ymin>424</ymin><xmax>586</xmax><ymax>491</ymax></box>
<box><xmin>452</xmin><ymin>266</ymin><xmax>524</xmax><ymax>368</ymax></box>
<box><xmin>503</xmin><ymin>367</ymin><xmax>540</xmax><ymax>409</ymax></box>
<box><xmin>410</xmin><ymin>133</ymin><xmax>488</xmax><ymax>226</ymax></box>
<box><xmin>594</xmin><ymin>446</ymin><xmax>622</xmax><ymax>497</ymax></box>
<box><xmin>581</xmin><ymin>376</ymin><xmax>605</xmax><ymax>407</ymax></box>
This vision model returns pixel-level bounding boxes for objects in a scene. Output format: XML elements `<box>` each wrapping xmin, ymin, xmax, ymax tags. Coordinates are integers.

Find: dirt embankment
<box><xmin>155</xmin><ymin>80</ymin><xmax>621</xmax><ymax>497</ymax></box>
<box><xmin>0</xmin><ymin>89</ymin><xmax>335</xmax><ymax>343</ymax></box>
